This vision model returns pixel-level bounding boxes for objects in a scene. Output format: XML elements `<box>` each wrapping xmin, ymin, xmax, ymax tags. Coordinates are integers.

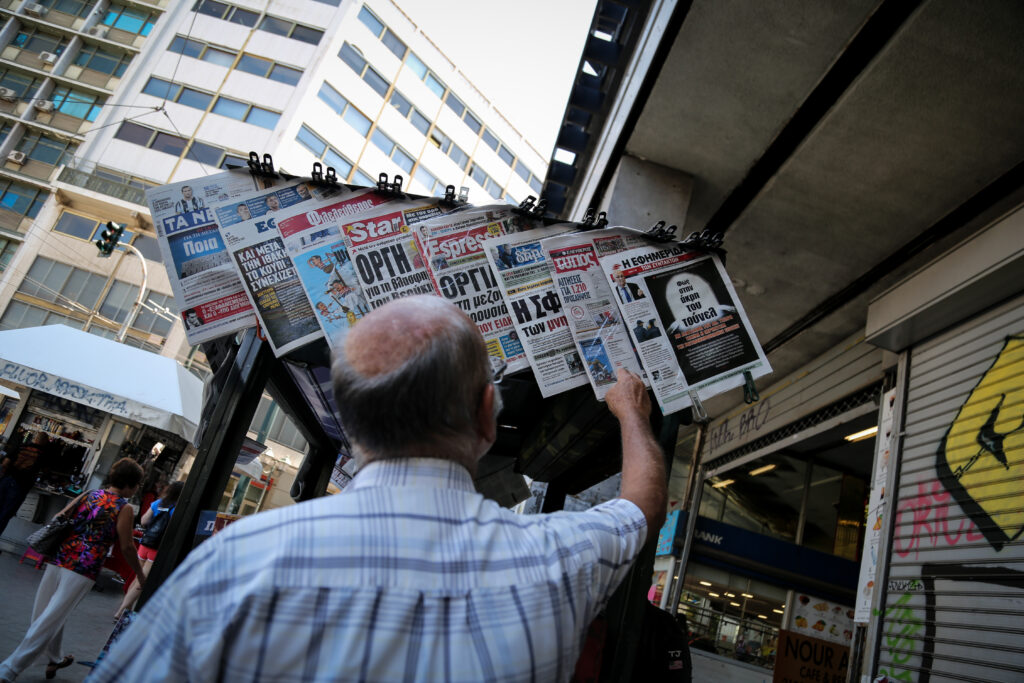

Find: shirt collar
<box><xmin>348</xmin><ymin>457</ymin><xmax>476</xmax><ymax>493</ymax></box>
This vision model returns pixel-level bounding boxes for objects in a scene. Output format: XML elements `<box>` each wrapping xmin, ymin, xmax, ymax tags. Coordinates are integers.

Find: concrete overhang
<box><xmin>865</xmin><ymin>205</ymin><xmax>1024</xmax><ymax>352</ymax></box>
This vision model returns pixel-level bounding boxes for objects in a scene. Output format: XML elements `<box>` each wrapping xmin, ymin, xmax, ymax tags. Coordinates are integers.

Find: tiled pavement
<box><xmin>0</xmin><ymin>550</ymin><xmax>125</xmax><ymax>683</ymax></box>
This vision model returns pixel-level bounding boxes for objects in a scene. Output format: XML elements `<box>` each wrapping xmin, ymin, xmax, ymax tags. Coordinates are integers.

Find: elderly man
<box><xmin>89</xmin><ymin>296</ymin><xmax>665</xmax><ymax>682</ymax></box>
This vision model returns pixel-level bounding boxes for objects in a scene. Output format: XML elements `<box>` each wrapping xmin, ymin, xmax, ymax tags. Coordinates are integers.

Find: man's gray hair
<box><xmin>331</xmin><ymin>312</ymin><xmax>491</xmax><ymax>458</ymax></box>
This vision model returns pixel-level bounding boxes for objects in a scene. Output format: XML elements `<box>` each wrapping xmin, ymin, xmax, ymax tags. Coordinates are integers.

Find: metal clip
<box><xmin>682</xmin><ymin>229</ymin><xmax>724</xmax><ymax>250</ymax></box>
<box><xmin>246</xmin><ymin>151</ymin><xmax>278</xmax><ymax>179</ymax></box>
<box><xmin>647</xmin><ymin>221</ymin><xmax>678</xmax><ymax>242</ymax></box>
<box><xmin>443</xmin><ymin>184</ymin><xmax>457</xmax><ymax>204</ymax></box>
<box><xmin>578</xmin><ymin>209</ymin><xmax>608</xmax><ymax>231</ymax></box>
<box><xmin>743</xmin><ymin>371</ymin><xmax>760</xmax><ymax>404</ymax></box>
<box><xmin>582</xmin><ymin>207</ymin><xmax>596</xmax><ymax>224</ymax></box>
<box><xmin>458</xmin><ymin>186</ymin><xmax>469</xmax><ymax>203</ymax></box>
<box><xmin>310</xmin><ymin>161</ymin><xmax>324</xmax><ymax>183</ymax></box>
<box><xmin>518</xmin><ymin>196</ymin><xmax>537</xmax><ymax>213</ymax></box>
<box><xmin>260</xmin><ymin>153</ymin><xmax>275</xmax><ymax>176</ymax></box>
<box><xmin>325</xmin><ymin>166</ymin><xmax>338</xmax><ymax>184</ymax></box>
<box><xmin>377</xmin><ymin>172</ymin><xmax>390</xmax><ymax>193</ymax></box>
<box><xmin>688</xmin><ymin>390</ymin><xmax>709</xmax><ymax>422</ymax></box>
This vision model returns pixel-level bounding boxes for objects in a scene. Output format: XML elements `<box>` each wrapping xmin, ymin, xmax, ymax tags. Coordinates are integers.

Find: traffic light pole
<box><xmin>115</xmin><ymin>242</ymin><xmax>148</xmax><ymax>342</ymax></box>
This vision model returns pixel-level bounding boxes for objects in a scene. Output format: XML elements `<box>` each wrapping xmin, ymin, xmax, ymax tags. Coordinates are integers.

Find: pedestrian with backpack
<box><xmin>113</xmin><ymin>481</ymin><xmax>184</xmax><ymax>620</ymax></box>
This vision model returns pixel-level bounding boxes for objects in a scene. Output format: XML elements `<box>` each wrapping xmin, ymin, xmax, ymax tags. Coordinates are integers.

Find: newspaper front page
<box><xmin>542</xmin><ymin>228</ymin><xmax>650</xmax><ymax>400</ymax></box>
<box><xmin>277</xmin><ymin>189</ymin><xmax>388</xmax><ymax>349</ymax></box>
<box><xmin>339</xmin><ymin>198</ymin><xmax>446</xmax><ymax>309</ymax></box>
<box><xmin>417</xmin><ymin>206</ymin><xmax>528</xmax><ymax>373</ymax></box>
<box><xmin>215</xmin><ymin>179</ymin><xmax>337</xmax><ymax>355</ymax></box>
<box><xmin>485</xmin><ymin>223</ymin><xmax>589</xmax><ymax>397</ymax></box>
<box><xmin>600</xmin><ymin>243</ymin><xmax>771</xmax><ymax>414</ymax></box>
<box><xmin>147</xmin><ymin>169</ymin><xmax>267</xmax><ymax>345</ymax></box>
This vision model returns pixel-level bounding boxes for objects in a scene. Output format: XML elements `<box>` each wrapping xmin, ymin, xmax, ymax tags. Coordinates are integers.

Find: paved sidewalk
<box><xmin>0</xmin><ymin>550</ymin><xmax>125</xmax><ymax>683</ymax></box>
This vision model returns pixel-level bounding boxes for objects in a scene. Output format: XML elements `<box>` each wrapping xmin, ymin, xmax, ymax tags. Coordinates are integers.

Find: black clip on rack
<box><xmin>309</xmin><ymin>161</ymin><xmax>341</xmax><ymax>188</ymax></box>
<box><xmin>645</xmin><ymin>220</ymin><xmax>678</xmax><ymax>242</ymax></box>
<box><xmin>247</xmin><ymin>151</ymin><xmax>278</xmax><ymax>179</ymax></box>
<box><xmin>577</xmin><ymin>207</ymin><xmax>609</xmax><ymax>231</ymax></box>
<box><xmin>376</xmin><ymin>172</ymin><xmax>404</xmax><ymax>196</ymax></box>
<box><xmin>439</xmin><ymin>184</ymin><xmax>470</xmax><ymax>208</ymax></box>
<box><xmin>514</xmin><ymin>195</ymin><xmax>548</xmax><ymax>219</ymax></box>
<box><xmin>682</xmin><ymin>228</ymin><xmax>725</xmax><ymax>251</ymax></box>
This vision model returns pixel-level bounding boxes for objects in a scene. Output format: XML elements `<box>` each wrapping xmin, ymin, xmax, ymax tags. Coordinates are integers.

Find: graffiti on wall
<box><xmin>879</xmin><ymin>335</ymin><xmax>1024</xmax><ymax>683</ymax></box>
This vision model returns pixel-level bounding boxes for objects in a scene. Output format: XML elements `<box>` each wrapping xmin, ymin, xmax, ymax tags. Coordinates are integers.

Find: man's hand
<box><xmin>609</xmin><ymin>369</ymin><xmax>667</xmax><ymax>533</ymax></box>
<box><xmin>606</xmin><ymin>369</ymin><xmax>650</xmax><ymax>423</ymax></box>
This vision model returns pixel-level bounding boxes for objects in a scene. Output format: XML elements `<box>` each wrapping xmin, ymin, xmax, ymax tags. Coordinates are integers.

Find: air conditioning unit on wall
<box><xmin>0</xmin><ymin>87</ymin><xmax>17</xmax><ymax>102</ymax></box>
<box><xmin>33</xmin><ymin>99</ymin><xmax>54</xmax><ymax>112</ymax></box>
<box><xmin>39</xmin><ymin>52</ymin><xmax>58</xmax><ymax>65</ymax></box>
<box><xmin>25</xmin><ymin>3</ymin><xmax>47</xmax><ymax>17</ymax></box>
<box><xmin>7</xmin><ymin>150</ymin><xmax>27</xmax><ymax>165</ymax></box>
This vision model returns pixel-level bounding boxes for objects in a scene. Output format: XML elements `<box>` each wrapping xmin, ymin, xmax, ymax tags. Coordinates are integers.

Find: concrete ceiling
<box><xmin>623</xmin><ymin>0</ymin><xmax>1024</xmax><ymax>409</ymax></box>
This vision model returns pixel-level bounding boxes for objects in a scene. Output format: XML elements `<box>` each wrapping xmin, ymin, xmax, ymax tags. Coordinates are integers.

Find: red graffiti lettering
<box><xmin>893</xmin><ymin>479</ymin><xmax>984</xmax><ymax>559</ymax></box>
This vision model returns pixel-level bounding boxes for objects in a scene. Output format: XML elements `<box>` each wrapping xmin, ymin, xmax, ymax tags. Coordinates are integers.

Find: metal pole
<box><xmin>115</xmin><ymin>243</ymin><xmax>148</xmax><ymax>342</ymax></box>
<box><xmin>665</xmin><ymin>421</ymin><xmax>708</xmax><ymax>615</ymax></box>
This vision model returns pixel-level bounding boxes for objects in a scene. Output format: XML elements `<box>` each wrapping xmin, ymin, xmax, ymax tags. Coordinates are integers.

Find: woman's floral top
<box><xmin>53</xmin><ymin>489</ymin><xmax>127</xmax><ymax>580</ymax></box>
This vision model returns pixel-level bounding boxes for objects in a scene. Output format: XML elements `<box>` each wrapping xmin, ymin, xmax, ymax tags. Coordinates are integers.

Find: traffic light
<box><xmin>95</xmin><ymin>221</ymin><xmax>125</xmax><ymax>256</ymax></box>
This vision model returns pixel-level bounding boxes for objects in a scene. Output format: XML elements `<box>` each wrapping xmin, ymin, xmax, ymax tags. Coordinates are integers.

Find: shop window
<box><xmin>104</xmin><ymin>4</ymin><xmax>158</xmax><ymax>36</ymax></box>
<box><xmin>802</xmin><ymin>463</ymin><xmax>843</xmax><ymax>555</ymax></box>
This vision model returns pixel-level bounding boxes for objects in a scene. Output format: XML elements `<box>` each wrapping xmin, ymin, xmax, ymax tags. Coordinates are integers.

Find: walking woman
<box><xmin>114</xmin><ymin>480</ymin><xmax>184</xmax><ymax>620</ymax></box>
<box><xmin>0</xmin><ymin>458</ymin><xmax>146</xmax><ymax>682</ymax></box>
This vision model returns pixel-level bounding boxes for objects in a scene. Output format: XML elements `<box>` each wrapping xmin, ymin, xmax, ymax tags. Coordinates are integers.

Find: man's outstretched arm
<box><xmin>606</xmin><ymin>369</ymin><xmax>667</xmax><ymax>532</ymax></box>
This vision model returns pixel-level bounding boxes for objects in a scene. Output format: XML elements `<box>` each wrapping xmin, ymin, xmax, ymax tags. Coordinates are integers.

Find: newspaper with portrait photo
<box><xmin>599</xmin><ymin>243</ymin><xmax>771</xmax><ymax>414</ymax></box>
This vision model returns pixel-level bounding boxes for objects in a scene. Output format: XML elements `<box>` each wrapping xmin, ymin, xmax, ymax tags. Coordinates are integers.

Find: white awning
<box><xmin>0</xmin><ymin>324</ymin><xmax>204</xmax><ymax>442</ymax></box>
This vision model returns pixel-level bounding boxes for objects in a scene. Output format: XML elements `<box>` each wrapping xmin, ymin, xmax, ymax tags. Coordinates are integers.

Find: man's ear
<box><xmin>477</xmin><ymin>383</ymin><xmax>497</xmax><ymax>446</ymax></box>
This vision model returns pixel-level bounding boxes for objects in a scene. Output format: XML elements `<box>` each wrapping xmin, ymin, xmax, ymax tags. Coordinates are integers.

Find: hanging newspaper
<box><xmin>541</xmin><ymin>228</ymin><xmax>650</xmax><ymax>400</ymax></box>
<box><xmin>215</xmin><ymin>179</ymin><xmax>337</xmax><ymax>355</ymax></box>
<box><xmin>277</xmin><ymin>189</ymin><xmax>388</xmax><ymax>349</ymax></box>
<box><xmin>599</xmin><ymin>243</ymin><xmax>771</xmax><ymax>414</ymax></box>
<box><xmin>147</xmin><ymin>169</ymin><xmax>269</xmax><ymax>345</ymax></box>
<box><xmin>339</xmin><ymin>197</ymin><xmax>446</xmax><ymax>309</ymax></box>
<box><xmin>416</xmin><ymin>206</ymin><xmax>528</xmax><ymax>373</ymax></box>
<box><xmin>485</xmin><ymin>223</ymin><xmax>589</xmax><ymax>397</ymax></box>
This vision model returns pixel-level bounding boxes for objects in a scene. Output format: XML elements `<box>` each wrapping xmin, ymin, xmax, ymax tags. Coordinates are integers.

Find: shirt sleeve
<box><xmin>549</xmin><ymin>498</ymin><xmax>648</xmax><ymax>621</ymax></box>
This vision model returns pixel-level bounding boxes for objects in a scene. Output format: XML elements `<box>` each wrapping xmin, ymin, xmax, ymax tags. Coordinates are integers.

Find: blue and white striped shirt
<box><xmin>89</xmin><ymin>458</ymin><xmax>646</xmax><ymax>682</ymax></box>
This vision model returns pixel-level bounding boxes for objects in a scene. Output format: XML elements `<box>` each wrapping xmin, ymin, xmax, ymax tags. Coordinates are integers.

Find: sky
<box><xmin>396</xmin><ymin>0</ymin><xmax>598</xmax><ymax>158</ymax></box>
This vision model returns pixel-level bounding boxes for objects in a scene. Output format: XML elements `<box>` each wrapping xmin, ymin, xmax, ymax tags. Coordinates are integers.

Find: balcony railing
<box><xmin>56</xmin><ymin>164</ymin><xmax>147</xmax><ymax>206</ymax></box>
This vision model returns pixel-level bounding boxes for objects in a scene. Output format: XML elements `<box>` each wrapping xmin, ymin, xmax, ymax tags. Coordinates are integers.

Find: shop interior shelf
<box><xmin>19</xmin><ymin>422</ymin><xmax>95</xmax><ymax>447</ymax></box>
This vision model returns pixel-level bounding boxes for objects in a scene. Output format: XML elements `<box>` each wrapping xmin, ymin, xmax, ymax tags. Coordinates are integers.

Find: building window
<box><xmin>114</xmin><ymin>121</ymin><xmax>195</xmax><ymax>160</ymax></box>
<box><xmin>51</xmin><ymin>87</ymin><xmax>104</xmax><ymax>121</ymax></box>
<box><xmin>132</xmin><ymin>235</ymin><xmax>163</xmax><ymax>263</ymax></box>
<box><xmin>295</xmin><ymin>125</ymin><xmax>354</xmax><ymax>180</ymax></box>
<box><xmin>0</xmin><ymin>238</ymin><xmax>18</xmax><ymax>274</ymax></box>
<box><xmin>414</xmin><ymin>166</ymin><xmax>445</xmax><ymax>196</ymax></box>
<box><xmin>168</xmin><ymin>36</ymin><xmax>237</xmax><ymax>67</ymax></box>
<box><xmin>404</xmin><ymin>52</ymin><xmax>445</xmax><ymax>98</ymax></box>
<box><xmin>221</xmin><ymin>153</ymin><xmax>249</xmax><ymax>169</ymax></box>
<box><xmin>235</xmin><ymin>54</ymin><xmax>303</xmax><ymax>85</ymax></box>
<box><xmin>497</xmin><ymin>145</ymin><xmax>515</xmax><ymax>167</ymax></box>
<box><xmin>187</xmin><ymin>140</ymin><xmax>226</xmax><ymax>166</ymax></box>
<box><xmin>16</xmin><ymin>131</ymin><xmax>76</xmax><ymax>166</ymax></box>
<box><xmin>0</xmin><ymin>69</ymin><xmax>43</xmax><ymax>99</ymax></box>
<box><xmin>370</xmin><ymin>130</ymin><xmax>414</xmax><ymax>173</ymax></box>
<box><xmin>193</xmin><ymin>1</ymin><xmax>259</xmax><ymax>27</ymax></box>
<box><xmin>515</xmin><ymin>161</ymin><xmax>545</xmax><ymax>192</ymax></box>
<box><xmin>444</xmin><ymin>92</ymin><xmax>465</xmax><ymax>117</ymax></box>
<box><xmin>257</xmin><ymin>16</ymin><xmax>323</xmax><ymax>44</ymax></box>
<box><xmin>142</xmin><ymin>77</ymin><xmax>214</xmax><ymax>111</ymax></box>
<box><xmin>16</xmin><ymin>255</ymin><xmax>105</xmax><ymax>310</ymax></box>
<box><xmin>212</xmin><ymin>96</ymin><xmax>280</xmax><ymax>129</ymax></box>
<box><xmin>73</xmin><ymin>45</ymin><xmax>132</xmax><ymax>77</ymax></box>
<box><xmin>429</xmin><ymin>128</ymin><xmax>468</xmax><ymax>170</ymax></box>
<box><xmin>104</xmin><ymin>4</ymin><xmax>158</xmax><ymax>36</ymax></box>
<box><xmin>316</xmin><ymin>83</ymin><xmax>372</xmax><ymax>136</ymax></box>
<box><xmin>357</xmin><ymin>6</ymin><xmax>406</xmax><ymax>60</ymax></box>
<box><xmin>388</xmin><ymin>90</ymin><xmax>430</xmax><ymax>135</ymax></box>
<box><xmin>0</xmin><ymin>181</ymin><xmax>46</xmax><ymax>219</ymax></box>
<box><xmin>469</xmin><ymin>164</ymin><xmax>502</xmax><ymax>200</ymax></box>
<box><xmin>338</xmin><ymin>43</ymin><xmax>390</xmax><ymax>97</ymax></box>
<box><xmin>481</xmin><ymin>129</ymin><xmax>499</xmax><ymax>152</ymax></box>
<box><xmin>352</xmin><ymin>169</ymin><xmax>375</xmax><ymax>187</ymax></box>
<box><xmin>41</xmin><ymin>0</ymin><xmax>92</xmax><ymax>18</ymax></box>
<box><xmin>53</xmin><ymin>212</ymin><xmax>101</xmax><ymax>240</ymax></box>
<box><xmin>12</xmin><ymin>28</ymin><xmax>68</xmax><ymax>55</ymax></box>
<box><xmin>529</xmin><ymin>175</ymin><xmax>543</xmax><ymax>193</ymax></box>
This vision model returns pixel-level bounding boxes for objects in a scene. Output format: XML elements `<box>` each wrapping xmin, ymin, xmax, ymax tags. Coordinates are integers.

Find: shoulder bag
<box><xmin>26</xmin><ymin>490</ymin><xmax>87</xmax><ymax>557</ymax></box>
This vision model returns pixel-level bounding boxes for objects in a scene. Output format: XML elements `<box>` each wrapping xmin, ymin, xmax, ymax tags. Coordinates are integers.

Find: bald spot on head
<box><xmin>342</xmin><ymin>296</ymin><xmax>478</xmax><ymax>377</ymax></box>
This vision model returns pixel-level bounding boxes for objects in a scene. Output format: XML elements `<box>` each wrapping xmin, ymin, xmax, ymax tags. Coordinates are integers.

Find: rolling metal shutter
<box><xmin>877</xmin><ymin>294</ymin><xmax>1024</xmax><ymax>682</ymax></box>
